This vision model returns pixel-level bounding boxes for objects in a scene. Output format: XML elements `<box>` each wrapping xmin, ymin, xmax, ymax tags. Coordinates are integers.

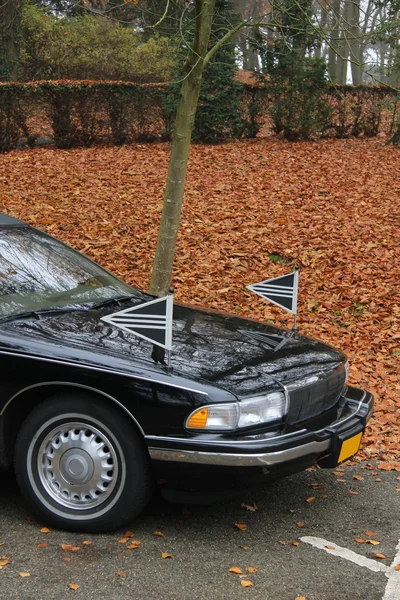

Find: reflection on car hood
<box><xmin>0</xmin><ymin>300</ymin><xmax>345</xmax><ymax>397</ymax></box>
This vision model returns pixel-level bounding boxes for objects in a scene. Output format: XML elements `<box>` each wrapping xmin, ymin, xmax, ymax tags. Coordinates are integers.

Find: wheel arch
<box><xmin>1</xmin><ymin>382</ymin><xmax>145</xmax><ymax>467</ymax></box>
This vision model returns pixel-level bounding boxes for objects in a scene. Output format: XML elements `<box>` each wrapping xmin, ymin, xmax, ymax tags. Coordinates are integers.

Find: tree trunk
<box><xmin>149</xmin><ymin>0</ymin><xmax>216</xmax><ymax>296</ymax></box>
<box><xmin>0</xmin><ymin>0</ymin><xmax>21</xmax><ymax>81</ymax></box>
<box><xmin>315</xmin><ymin>3</ymin><xmax>327</xmax><ymax>60</ymax></box>
<box><xmin>348</xmin><ymin>0</ymin><xmax>362</xmax><ymax>85</ymax></box>
<box><xmin>336</xmin><ymin>0</ymin><xmax>351</xmax><ymax>84</ymax></box>
<box><xmin>328</xmin><ymin>0</ymin><xmax>341</xmax><ymax>82</ymax></box>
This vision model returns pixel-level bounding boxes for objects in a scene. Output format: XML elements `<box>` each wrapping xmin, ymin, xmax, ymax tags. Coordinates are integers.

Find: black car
<box><xmin>0</xmin><ymin>213</ymin><xmax>373</xmax><ymax>532</ymax></box>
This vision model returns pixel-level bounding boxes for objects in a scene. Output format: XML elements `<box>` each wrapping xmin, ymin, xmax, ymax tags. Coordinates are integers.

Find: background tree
<box><xmin>0</xmin><ymin>0</ymin><xmax>22</xmax><ymax>81</ymax></box>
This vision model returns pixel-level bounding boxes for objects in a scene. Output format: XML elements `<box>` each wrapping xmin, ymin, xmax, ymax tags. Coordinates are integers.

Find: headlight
<box><xmin>186</xmin><ymin>391</ymin><xmax>286</xmax><ymax>431</ymax></box>
<box><xmin>238</xmin><ymin>393</ymin><xmax>286</xmax><ymax>427</ymax></box>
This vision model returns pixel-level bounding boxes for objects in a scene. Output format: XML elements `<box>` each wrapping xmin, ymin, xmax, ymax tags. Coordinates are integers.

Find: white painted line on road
<box><xmin>383</xmin><ymin>538</ymin><xmax>400</xmax><ymax>600</ymax></box>
<box><xmin>300</xmin><ymin>536</ymin><xmax>389</xmax><ymax>574</ymax></box>
<box><xmin>301</xmin><ymin>535</ymin><xmax>400</xmax><ymax>600</ymax></box>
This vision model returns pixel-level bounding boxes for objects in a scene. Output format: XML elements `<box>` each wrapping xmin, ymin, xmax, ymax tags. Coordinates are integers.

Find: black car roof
<box><xmin>0</xmin><ymin>213</ymin><xmax>26</xmax><ymax>226</ymax></box>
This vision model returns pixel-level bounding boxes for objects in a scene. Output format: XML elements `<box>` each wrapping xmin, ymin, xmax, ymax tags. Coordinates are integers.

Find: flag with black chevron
<box><xmin>247</xmin><ymin>270</ymin><xmax>299</xmax><ymax>315</ymax></box>
<box><xmin>100</xmin><ymin>295</ymin><xmax>173</xmax><ymax>350</ymax></box>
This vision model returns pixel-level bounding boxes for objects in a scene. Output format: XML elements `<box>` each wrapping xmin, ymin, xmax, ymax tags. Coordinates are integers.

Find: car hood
<box><xmin>0</xmin><ymin>300</ymin><xmax>345</xmax><ymax>398</ymax></box>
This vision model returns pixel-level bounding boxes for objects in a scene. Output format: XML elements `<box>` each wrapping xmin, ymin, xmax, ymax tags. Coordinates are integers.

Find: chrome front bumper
<box><xmin>146</xmin><ymin>388</ymin><xmax>373</xmax><ymax>468</ymax></box>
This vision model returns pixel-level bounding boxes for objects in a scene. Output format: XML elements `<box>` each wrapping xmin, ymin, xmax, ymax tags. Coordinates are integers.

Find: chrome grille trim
<box><xmin>283</xmin><ymin>363</ymin><xmax>346</xmax><ymax>425</ymax></box>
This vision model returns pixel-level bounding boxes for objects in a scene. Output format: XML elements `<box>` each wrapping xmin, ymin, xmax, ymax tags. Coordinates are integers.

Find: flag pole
<box><xmin>292</xmin><ymin>266</ymin><xmax>299</xmax><ymax>333</ymax></box>
<box><xmin>166</xmin><ymin>288</ymin><xmax>174</xmax><ymax>371</ymax></box>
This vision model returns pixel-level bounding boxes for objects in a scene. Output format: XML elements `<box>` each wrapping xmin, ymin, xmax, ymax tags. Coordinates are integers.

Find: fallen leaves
<box><xmin>68</xmin><ymin>584</ymin><xmax>80</xmax><ymax>591</ymax></box>
<box><xmin>229</xmin><ymin>566</ymin><xmax>243</xmax><ymax>575</ymax></box>
<box><xmin>235</xmin><ymin>523</ymin><xmax>247</xmax><ymax>531</ymax></box>
<box><xmin>241</xmin><ymin>503</ymin><xmax>258</xmax><ymax>512</ymax></box>
<box><xmin>246</xmin><ymin>566</ymin><xmax>258</xmax><ymax>573</ymax></box>
<box><xmin>61</xmin><ymin>544</ymin><xmax>81</xmax><ymax>552</ymax></box>
<box><xmin>241</xmin><ymin>580</ymin><xmax>254</xmax><ymax>588</ymax></box>
<box><xmin>161</xmin><ymin>552</ymin><xmax>172</xmax><ymax>559</ymax></box>
<box><xmin>0</xmin><ymin>138</ymin><xmax>399</xmax><ymax>463</ymax></box>
<box><xmin>280</xmin><ymin>540</ymin><xmax>300</xmax><ymax>547</ymax></box>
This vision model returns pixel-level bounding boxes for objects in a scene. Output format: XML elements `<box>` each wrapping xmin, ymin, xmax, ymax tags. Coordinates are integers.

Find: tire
<box><xmin>14</xmin><ymin>393</ymin><xmax>154</xmax><ymax>532</ymax></box>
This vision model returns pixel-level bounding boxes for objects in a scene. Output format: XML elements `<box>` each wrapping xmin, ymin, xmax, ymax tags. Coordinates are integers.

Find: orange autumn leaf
<box><xmin>123</xmin><ymin>531</ymin><xmax>134</xmax><ymax>538</ymax></box>
<box><xmin>374</xmin><ymin>554</ymin><xmax>387</xmax><ymax>559</ymax></box>
<box><xmin>235</xmin><ymin>523</ymin><xmax>247</xmax><ymax>531</ymax></box>
<box><xmin>127</xmin><ymin>541</ymin><xmax>141</xmax><ymax>549</ymax></box>
<box><xmin>68</xmin><ymin>584</ymin><xmax>80</xmax><ymax>591</ymax></box>
<box><xmin>377</xmin><ymin>462</ymin><xmax>393</xmax><ymax>471</ymax></box>
<box><xmin>241</xmin><ymin>503</ymin><xmax>258</xmax><ymax>512</ymax></box>
<box><xmin>40</xmin><ymin>528</ymin><xmax>51</xmax><ymax>533</ymax></box>
<box><xmin>305</xmin><ymin>496</ymin><xmax>315</xmax><ymax>503</ymax></box>
<box><xmin>241</xmin><ymin>580</ymin><xmax>254</xmax><ymax>588</ymax></box>
<box><xmin>116</xmin><ymin>571</ymin><xmax>127</xmax><ymax>577</ymax></box>
<box><xmin>37</xmin><ymin>543</ymin><xmax>49</xmax><ymax>548</ymax></box>
<box><xmin>161</xmin><ymin>552</ymin><xmax>172</xmax><ymax>559</ymax></box>
<box><xmin>61</xmin><ymin>544</ymin><xmax>80</xmax><ymax>552</ymax></box>
<box><xmin>153</xmin><ymin>531</ymin><xmax>165</xmax><ymax>537</ymax></box>
<box><xmin>19</xmin><ymin>572</ymin><xmax>30</xmax><ymax>577</ymax></box>
<box><xmin>245</xmin><ymin>566</ymin><xmax>258</xmax><ymax>573</ymax></box>
<box><xmin>229</xmin><ymin>566</ymin><xmax>243</xmax><ymax>575</ymax></box>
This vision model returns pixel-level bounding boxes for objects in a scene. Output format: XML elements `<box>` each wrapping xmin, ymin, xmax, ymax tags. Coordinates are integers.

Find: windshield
<box><xmin>0</xmin><ymin>226</ymin><xmax>141</xmax><ymax>319</ymax></box>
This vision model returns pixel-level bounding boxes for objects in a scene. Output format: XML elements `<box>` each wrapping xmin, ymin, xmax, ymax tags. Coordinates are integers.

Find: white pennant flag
<box><xmin>247</xmin><ymin>269</ymin><xmax>299</xmax><ymax>315</ymax></box>
<box><xmin>101</xmin><ymin>295</ymin><xmax>173</xmax><ymax>350</ymax></box>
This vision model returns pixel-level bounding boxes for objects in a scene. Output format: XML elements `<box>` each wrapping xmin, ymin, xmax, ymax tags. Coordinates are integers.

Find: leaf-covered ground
<box><xmin>0</xmin><ymin>138</ymin><xmax>399</xmax><ymax>465</ymax></box>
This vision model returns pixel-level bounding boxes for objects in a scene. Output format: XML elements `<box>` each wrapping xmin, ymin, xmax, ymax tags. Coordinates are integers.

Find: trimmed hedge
<box><xmin>0</xmin><ymin>80</ymin><xmax>398</xmax><ymax>152</ymax></box>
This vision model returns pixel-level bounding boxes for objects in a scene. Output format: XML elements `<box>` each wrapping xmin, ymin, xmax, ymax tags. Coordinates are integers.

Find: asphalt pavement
<box><xmin>1</xmin><ymin>464</ymin><xmax>399</xmax><ymax>600</ymax></box>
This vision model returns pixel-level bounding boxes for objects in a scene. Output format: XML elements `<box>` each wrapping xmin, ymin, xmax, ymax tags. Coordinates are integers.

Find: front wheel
<box><xmin>15</xmin><ymin>394</ymin><xmax>153</xmax><ymax>532</ymax></box>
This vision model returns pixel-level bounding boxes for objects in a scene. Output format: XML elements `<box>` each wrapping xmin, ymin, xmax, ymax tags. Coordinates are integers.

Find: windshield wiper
<box><xmin>90</xmin><ymin>295</ymin><xmax>145</xmax><ymax>310</ymax></box>
<box><xmin>0</xmin><ymin>306</ymin><xmax>88</xmax><ymax>324</ymax></box>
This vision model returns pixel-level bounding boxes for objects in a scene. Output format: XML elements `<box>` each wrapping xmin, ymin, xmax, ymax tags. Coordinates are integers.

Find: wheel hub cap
<box><xmin>59</xmin><ymin>449</ymin><xmax>94</xmax><ymax>485</ymax></box>
<box><xmin>37</xmin><ymin>422</ymin><xmax>119</xmax><ymax>510</ymax></box>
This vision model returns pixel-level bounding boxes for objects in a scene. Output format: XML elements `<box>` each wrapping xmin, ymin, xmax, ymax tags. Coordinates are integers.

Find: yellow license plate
<box><xmin>338</xmin><ymin>432</ymin><xmax>363</xmax><ymax>463</ymax></box>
